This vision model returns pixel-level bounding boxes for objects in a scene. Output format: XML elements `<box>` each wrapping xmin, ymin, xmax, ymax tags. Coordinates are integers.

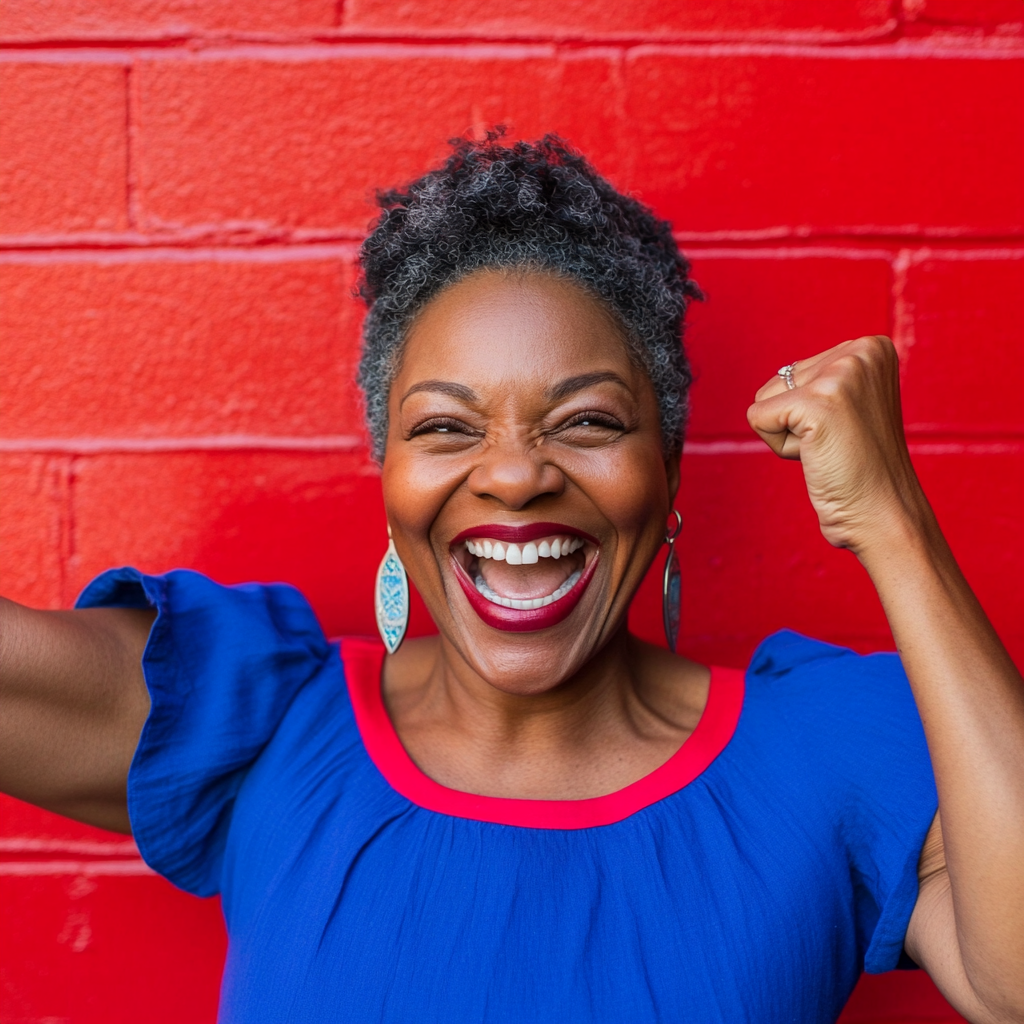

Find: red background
<box><xmin>1</xmin><ymin>2</ymin><xmax>1022</xmax><ymax>1021</ymax></box>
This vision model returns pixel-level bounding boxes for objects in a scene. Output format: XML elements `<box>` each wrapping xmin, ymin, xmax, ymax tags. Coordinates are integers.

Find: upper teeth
<box><xmin>465</xmin><ymin>537</ymin><xmax>584</xmax><ymax>563</ymax></box>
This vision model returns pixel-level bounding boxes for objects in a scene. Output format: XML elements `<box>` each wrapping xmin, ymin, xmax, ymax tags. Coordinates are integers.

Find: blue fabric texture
<box><xmin>78</xmin><ymin>568</ymin><xmax>938</xmax><ymax>1024</ymax></box>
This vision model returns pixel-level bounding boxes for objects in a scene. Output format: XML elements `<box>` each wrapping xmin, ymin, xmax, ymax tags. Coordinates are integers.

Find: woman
<box><xmin>1</xmin><ymin>136</ymin><xmax>1022</xmax><ymax>1024</ymax></box>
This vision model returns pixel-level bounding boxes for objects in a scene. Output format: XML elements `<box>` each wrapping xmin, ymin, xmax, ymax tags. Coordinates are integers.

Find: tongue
<box><xmin>478</xmin><ymin>558</ymin><xmax>576</xmax><ymax>600</ymax></box>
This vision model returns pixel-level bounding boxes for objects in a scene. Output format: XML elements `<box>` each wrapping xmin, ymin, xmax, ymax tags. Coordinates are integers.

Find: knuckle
<box><xmin>817</xmin><ymin>365</ymin><xmax>852</xmax><ymax>394</ymax></box>
<box><xmin>855</xmin><ymin>334</ymin><xmax>895</xmax><ymax>362</ymax></box>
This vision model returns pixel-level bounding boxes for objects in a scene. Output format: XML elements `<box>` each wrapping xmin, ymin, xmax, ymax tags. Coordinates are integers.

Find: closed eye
<box><xmin>548</xmin><ymin>410</ymin><xmax>628</xmax><ymax>448</ymax></box>
<box><xmin>408</xmin><ymin>416</ymin><xmax>480</xmax><ymax>439</ymax></box>
<box><xmin>558</xmin><ymin>411</ymin><xmax>625</xmax><ymax>432</ymax></box>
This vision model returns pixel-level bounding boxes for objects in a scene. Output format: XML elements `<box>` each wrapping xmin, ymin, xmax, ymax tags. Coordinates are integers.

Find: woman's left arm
<box><xmin>748</xmin><ymin>336</ymin><xmax>1024</xmax><ymax>1024</ymax></box>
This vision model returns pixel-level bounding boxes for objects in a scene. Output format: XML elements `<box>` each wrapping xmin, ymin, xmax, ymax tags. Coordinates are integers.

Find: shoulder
<box><xmin>78</xmin><ymin>566</ymin><xmax>330</xmax><ymax>664</ymax></box>
<box><xmin>741</xmin><ymin>629</ymin><xmax>932</xmax><ymax>789</ymax></box>
<box><xmin>747</xmin><ymin>628</ymin><xmax>912</xmax><ymax>712</ymax></box>
<box><xmin>76</xmin><ymin>568</ymin><xmax>345</xmax><ymax>895</ymax></box>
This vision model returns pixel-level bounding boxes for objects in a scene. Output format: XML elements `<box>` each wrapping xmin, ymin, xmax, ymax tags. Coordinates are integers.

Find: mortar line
<box><xmin>0</xmin><ymin>29</ymin><xmax>908</xmax><ymax>54</ymax></box>
<box><xmin>0</xmin><ymin>837</ymin><xmax>140</xmax><ymax>855</ymax></box>
<box><xmin>1</xmin><ymin>236</ymin><xmax>1020</xmax><ymax>257</ymax></box>
<box><xmin>3</xmin><ymin>436</ymin><xmax>1018</xmax><ymax>456</ymax></box>
<box><xmin>890</xmin><ymin>248</ymin><xmax>915</xmax><ymax>367</ymax></box>
<box><xmin>0</xmin><ymin>243</ymin><xmax>364</xmax><ymax>263</ymax></box>
<box><xmin>0</xmin><ymin>435</ymin><xmax>368</xmax><ymax>454</ymax></box>
<box><xmin>0</xmin><ymin>859</ymin><xmax>154</xmax><ymax>876</ymax></box>
<box><xmin>62</xmin><ymin>455</ymin><xmax>78</xmax><ymax>609</ymax></box>
<box><xmin>123</xmin><ymin>60</ymin><xmax>140</xmax><ymax>230</ymax></box>
<box><xmin>0</xmin><ymin>37</ymin><xmax>1021</xmax><ymax>62</ymax></box>
<box><xmin>682</xmin><ymin>439</ymin><xmax>1023</xmax><ymax>455</ymax></box>
<box><xmin>122</xmin><ymin>64</ymin><xmax>135</xmax><ymax>232</ymax></box>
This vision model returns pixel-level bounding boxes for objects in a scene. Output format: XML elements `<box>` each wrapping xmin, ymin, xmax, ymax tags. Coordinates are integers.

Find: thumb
<box><xmin>747</xmin><ymin>392</ymin><xmax>803</xmax><ymax>460</ymax></box>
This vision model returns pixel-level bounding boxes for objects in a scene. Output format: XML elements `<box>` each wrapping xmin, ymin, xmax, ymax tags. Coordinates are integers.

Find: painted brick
<box><xmin>0</xmin><ymin>0</ymin><xmax>335</xmax><ymax>40</ymax></box>
<box><xmin>0</xmin><ymin>256</ymin><xmax>363</xmax><ymax>439</ymax></box>
<box><xmin>683</xmin><ymin>255</ymin><xmax>892</xmax><ymax>439</ymax></box>
<box><xmin>67</xmin><ymin>452</ymin><xmax>434</xmax><ymax>641</ymax></box>
<box><xmin>0</xmin><ymin>794</ymin><xmax>132</xmax><ymax>844</ymax></box>
<box><xmin>133</xmin><ymin>54</ymin><xmax>623</xmax><ymax>232</ymax></box>
<box><xmin>344</xmin><ymin>0</ymin><xmax>894</xmax><ymax>39</ymax></box>
<box><xmin>1</xmin><ymin>10</ymin><xmax>1021</xmax><ymax>1022</ymax></box>
<box><xmin>624</xmin><ymin>54</ymin><xmax>1024</xmax><ymax>236</ymax></box>
<box><xmin>629</xmin><ymin>450</ymin><xmax>1023</xmax><ymax>666</ymax></box>
<box><xmin>0</xmin><ymin>873</ymin><xmax>223</xmax><ymax>1024</ymax></box>
<box><xmin>0</xmin><ymin>455</ymin><xmax>67</xmax><ymax>609</ymax></box>
<box><xmin>905</xmin><ymin>0</ymin><xmax>1024</xmax><ymax>30</ymax></box>
<box><xmin>629</xmin><ymin>450</ymin><xmax>890</xmax><ymax>652</ymax></box>
<box><xmin>0</xmin><ymin>64</ymin><xmax>128</xmax><ymax>235</ymax></box>
<box><xmin>899</xmin><ymin>256</ymin><xmax>1024</xmax><ymax>434</ymax></box>
<box><xmin>913</xmin><ymin>452</ymin><xmax>1024</xmax><ymax>662</ymax></box>
<box><xmin>839</xmin><ymin>971</ymin><xmax>967</xmax><ymax>1023</ymax></box>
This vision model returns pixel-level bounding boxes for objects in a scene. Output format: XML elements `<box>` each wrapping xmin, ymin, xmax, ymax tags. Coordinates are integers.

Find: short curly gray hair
<box><xmin>356</xmin><ymin>133</ymin><xmax>702</xmax><ymax>462</ymax></box>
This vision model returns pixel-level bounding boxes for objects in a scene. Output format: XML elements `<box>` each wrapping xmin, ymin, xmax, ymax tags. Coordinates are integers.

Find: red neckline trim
<box><xmin>340</xmin><ymin>638</ymin><xmax>744</xmax><ymax>830</ymax></box>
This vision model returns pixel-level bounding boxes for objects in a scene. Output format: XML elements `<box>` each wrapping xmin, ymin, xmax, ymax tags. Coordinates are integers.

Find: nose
<box><xmin>468</xmin><ymin>443</ymin><xmax>565</xmax><ymax>510</ymax></box>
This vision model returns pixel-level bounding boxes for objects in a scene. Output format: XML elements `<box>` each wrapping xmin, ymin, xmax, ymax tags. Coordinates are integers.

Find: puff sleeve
<box><xmin>76</xmin><ymin>567</ymin><xmax>332</xmax><ymax>897</ymax></box>
<box><xmin>747</xmin><ymin>630</ymin><xmax>938</xmax><ymax>974</ymax></box>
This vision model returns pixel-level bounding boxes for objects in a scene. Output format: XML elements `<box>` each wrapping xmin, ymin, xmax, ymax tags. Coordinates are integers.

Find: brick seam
<box><xmin>1</xmin><ymin>232</ymin><xmax>1022</xmax><ymax>255</ymax></box>
<box><xmin>2</xmin><ymin>436</ymin><xmax>1019</xmax><ymax>456</ymax></box>
<box><xmin>124</xmin><ymin>60</ymin><xmax>140</xmax><ymax>230</ymax></box>
<box><xmin>1</xmin><ymin>38</ymin><xmax>1021</xmax><ymax>63</ymax></box>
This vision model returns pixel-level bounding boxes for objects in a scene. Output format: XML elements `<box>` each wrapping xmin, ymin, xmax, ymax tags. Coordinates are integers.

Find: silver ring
<box><xmin>777</xmin><ymin>363</ymin><xmax>797</xmax><ymax>390</ymax></box>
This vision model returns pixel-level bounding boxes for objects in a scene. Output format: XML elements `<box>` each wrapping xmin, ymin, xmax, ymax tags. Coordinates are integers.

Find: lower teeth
<box><xmin>474</xmin><ymin>569</ymin><xmax>582</xmax><ymax>610</ymax></box>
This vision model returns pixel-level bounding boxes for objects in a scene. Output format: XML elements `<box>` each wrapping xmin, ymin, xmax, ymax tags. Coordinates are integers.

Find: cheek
<box><xmin>585</xmin><ymin>444</ymin><xmax>670</xmax><ymax>538</ymax></box>
<box><xmin>381</xmin><ymin>452</ymin><xmax>460</xmax><ymax>540</ymax></box>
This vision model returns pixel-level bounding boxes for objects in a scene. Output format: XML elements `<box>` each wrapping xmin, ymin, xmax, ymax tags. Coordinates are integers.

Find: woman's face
<box><xmin>382</xmin><ymin>268</ymin><xmax>678</xmax><ymax>694</ymax></box>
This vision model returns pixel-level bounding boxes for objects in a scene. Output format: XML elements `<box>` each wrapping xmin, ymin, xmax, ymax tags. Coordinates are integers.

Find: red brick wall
<box><xmin>1</xmin><ymin>2</ymin><xmax>1021</xmax><ymax>1021</ymax></box>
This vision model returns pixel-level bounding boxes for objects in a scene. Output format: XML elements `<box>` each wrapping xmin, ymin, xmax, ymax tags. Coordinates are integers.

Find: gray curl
<box><xmin>356</xmin><ymin>132</ymin><xmax>703</xmax><ymax>462</ymax></box>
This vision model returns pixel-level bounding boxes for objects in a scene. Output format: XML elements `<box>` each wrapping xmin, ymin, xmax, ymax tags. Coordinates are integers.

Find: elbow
<box><xmin>964</xmin><ymin>977</ymin><xmax>1024</xmax><ymax>1024</ymax></box>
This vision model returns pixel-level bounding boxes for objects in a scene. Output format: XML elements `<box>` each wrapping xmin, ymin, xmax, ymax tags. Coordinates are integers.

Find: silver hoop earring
<box><xmin>375</xmin><ymin>525</ymin><xmax>409</xmax><ymax>654</ymax></box>
<box><xmin>662</xmin><ymin>510</ymin><xmax>683</xmax><ymax>653</ymax></box>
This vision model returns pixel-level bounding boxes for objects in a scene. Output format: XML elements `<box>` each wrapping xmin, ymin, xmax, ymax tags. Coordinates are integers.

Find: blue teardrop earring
<box><xmin>375</xmin><ymin>524</ymin><xmax>409</xmax><ymax>654</ymax></box>
<box><xmin>663</xmin><ymin>510</ymin><xmax>683</xmax><ymax>653</ymax></box>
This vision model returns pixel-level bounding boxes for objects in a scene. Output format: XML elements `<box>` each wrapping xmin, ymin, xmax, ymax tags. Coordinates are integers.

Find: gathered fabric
<box><xmin>78</xmin><ymin>567</ymin><xmax>937</xmax><ymax>1024</ymax></box>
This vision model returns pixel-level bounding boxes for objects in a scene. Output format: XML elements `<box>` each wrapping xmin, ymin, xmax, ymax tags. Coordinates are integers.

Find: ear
<box><xmin>665</xmin><ymin>451</ymin><xmax>681</xmax><ymax>504</ymax></box>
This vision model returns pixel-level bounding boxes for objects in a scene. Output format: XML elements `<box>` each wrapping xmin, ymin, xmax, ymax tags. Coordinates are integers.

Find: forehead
<box><xmin>398</xmin><ymin>269</ymin><xmax>633</xmax><ymax>388</ymax></box>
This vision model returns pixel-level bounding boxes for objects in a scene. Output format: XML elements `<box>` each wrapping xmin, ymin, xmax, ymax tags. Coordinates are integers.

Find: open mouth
<box><xmin>449</xmin><ymin>522</ymin><xmax>599</xmax><ymax>632</ymax></box>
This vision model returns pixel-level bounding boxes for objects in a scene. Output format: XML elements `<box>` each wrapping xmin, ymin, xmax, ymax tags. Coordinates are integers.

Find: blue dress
<box><xmin>78</xmin><ymin>568</ymin><xmax>937</xmax><ymax>1024</ymax></box>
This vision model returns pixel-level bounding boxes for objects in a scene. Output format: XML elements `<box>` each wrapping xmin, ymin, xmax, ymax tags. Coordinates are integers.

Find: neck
<box><xmin>443</xmin><ymin>624</ymin><xmax>643</xmax><ymax>746</ymax></box>
<box><xmin>381</xmin><ymin>626</ymin><xmax>709</xmax><ymax>800</ymax></box>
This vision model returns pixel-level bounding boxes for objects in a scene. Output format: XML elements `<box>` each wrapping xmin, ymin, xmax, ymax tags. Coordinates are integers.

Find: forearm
<box><xmin>858</xmin><ymin>506</ymin><xmax>1024</xmax><ymax>1011</ymax></box>
<box><xmin>0</xmin><ymin>598</ymin><xmax>154</xmax><ymax>831</ymax></box>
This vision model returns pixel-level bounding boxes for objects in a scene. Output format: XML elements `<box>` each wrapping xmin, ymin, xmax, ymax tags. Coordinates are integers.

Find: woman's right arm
<box><xmin>0</xmin><ymin>597</ymin><xmax>154</xmax><ymax>834</ymax></box>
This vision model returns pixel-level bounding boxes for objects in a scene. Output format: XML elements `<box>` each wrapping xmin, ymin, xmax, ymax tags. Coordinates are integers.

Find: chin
<box><xmin>440</xmin><ymin>592</ymin><xmax>616</xmax><ymax>697</ymax></box>
<box><xmin>451</xmin><ymin>630</ymin><xmax>601</xmax><ymax>696</ymax></box>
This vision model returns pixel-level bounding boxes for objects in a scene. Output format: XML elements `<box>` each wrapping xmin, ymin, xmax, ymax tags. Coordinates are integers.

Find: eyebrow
<box><xmin>399</xmin><ymin>371</ymin><xmax>629</xmax><ymax>408</ymax></box>
<box><xmin>546</xmin><ymin>371</ymin><xmax>631</xmax><ymax>402</ymax></box>
<box><xmin>400</xmin><ymin>379</ymin><xmax>479</xmax><ymax>407</ymax></box>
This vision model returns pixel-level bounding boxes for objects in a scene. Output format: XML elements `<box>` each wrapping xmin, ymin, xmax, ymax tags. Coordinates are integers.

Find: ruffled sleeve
<box><xmin>748</xmin><ymin>630</ymin><xmax>938</xmax><ymax>974</ymax></box>
<box><xmin>76</xmin><ymin>567</ymin><xmax>331</xmax><ymax>897</ymax></box>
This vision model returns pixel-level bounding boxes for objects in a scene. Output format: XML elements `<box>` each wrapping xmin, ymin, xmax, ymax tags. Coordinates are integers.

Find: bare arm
<box><xmin>869</xmin><ymin>512</ymin><xmax>1024</xmax><ymax>1023</ymax></box>
<box><xmin>749</xmin><ymin>337</ymin><xmax>1024</xmax><ymax>1024</ymax></box>
<box><xmin>0</xmin><ymin>597</ymin><xmax>154</xmax><ymax>833</ymax></box>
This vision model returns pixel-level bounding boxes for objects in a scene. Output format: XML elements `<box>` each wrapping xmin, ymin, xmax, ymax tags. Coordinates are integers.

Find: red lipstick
<box><xmin>449</xmin><ymin>523</ymin><xmax>599</xmax><ymax>633</ymax></box>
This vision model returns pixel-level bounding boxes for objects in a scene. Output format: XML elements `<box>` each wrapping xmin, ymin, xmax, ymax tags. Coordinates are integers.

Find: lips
<box><xmin>449</xmin><ymin>522</ymin><xmax>599</xmax><ymax>633</ymax></box>
<box><xmin>450</xmin><ymin>523</ymin><xmax>599</xmax><ymax>546</ymax></box>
